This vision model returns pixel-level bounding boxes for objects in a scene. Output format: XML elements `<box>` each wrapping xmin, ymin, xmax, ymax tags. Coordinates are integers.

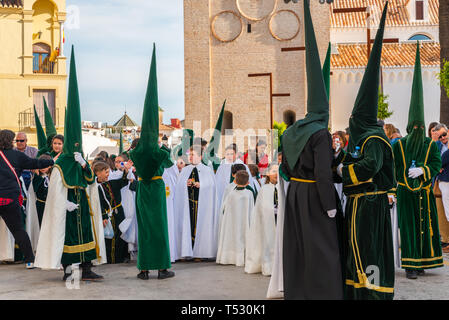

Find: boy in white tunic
<box><xmin>245</xmin><ymin>164</ymin><xmax>278</xmax><ymax>276</ymax></box>
<box><xmin>216</xmin><ymin>170</ymin><xmax>254</xmax><ymax>267</ymax></box>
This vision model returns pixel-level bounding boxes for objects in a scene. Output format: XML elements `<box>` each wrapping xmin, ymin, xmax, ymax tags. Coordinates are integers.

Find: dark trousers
<box><xmin>0</xmin><ymin>201</ymin><xmax>34</xmax><ymax>263</ymax></box>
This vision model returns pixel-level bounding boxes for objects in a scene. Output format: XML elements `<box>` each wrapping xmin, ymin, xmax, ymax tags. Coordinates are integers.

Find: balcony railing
<box><xmin>18</xmin><ymin>108</ymin><xmax>59</xmax><ymax>131</ymax></box>
<box><xmin>33</xmin><ymin>57</ymin><xmax>56</xmax><ymax>74</ymax></box>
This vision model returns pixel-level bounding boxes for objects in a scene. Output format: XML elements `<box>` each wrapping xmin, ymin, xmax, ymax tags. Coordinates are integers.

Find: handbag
<box><xmin>434</xmin><ymin>179</ymin><xmax>442</xmax><ymax>198</ymax></box>
<box><xmin>0</xmin><ymin>151</ymin><xmax>24</xmax><ymax>206</ymax></box>
<box><xmin>104</xmin><ymin>219</ymin><xmax>114</xmax><ymax>239</ymax></box>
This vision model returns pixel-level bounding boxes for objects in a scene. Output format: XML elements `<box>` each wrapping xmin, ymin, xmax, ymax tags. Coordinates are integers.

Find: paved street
<box><xmin>0</xmin><ymin>255</ymin><xmax>449</xmax><ymax>300</ymax></box>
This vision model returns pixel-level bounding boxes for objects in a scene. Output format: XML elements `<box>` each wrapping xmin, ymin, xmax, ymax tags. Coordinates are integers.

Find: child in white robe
<box><xmin>216</xmin><ymin>170</ymin><xmax>254</xmax><ymax>267</ymax></box>
<box><xmin>245</xmin><ymin>164</ymin><xmax>279</xmax><ymax>276</ymax></box>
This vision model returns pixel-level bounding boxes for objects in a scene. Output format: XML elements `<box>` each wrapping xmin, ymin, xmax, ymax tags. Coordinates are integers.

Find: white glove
<box><xmin>127</xmin><ymin>168</ymin><xmax>136</xmax><ymax>180</ymax></box>
<box><xmin>66</xmin><ymin>201</ymin><xmax>79</xmax><ymax>212</ymax></box>
<box><xmin>337</xmin><ymin>164</ymin><xmax>343</xmax><ymax>178</ymax></box>
<box><xmin>388</xmin><ymin>195</ymin><xmax>396</xmax><ymax>204</ymax></box>
<box><xmin>74</xmin><ymin>152</ymin><xmax>86</xmax><ymax>167</ymax></box>
<box><xmin>408</xmin><ymin>167</ymin><xmax>424</xmax><ymax>179</ymax></box>
<box><xmin>327</xmin><ymin>209</ymin><xmax>337</xmax><ymax>218</ymax></box>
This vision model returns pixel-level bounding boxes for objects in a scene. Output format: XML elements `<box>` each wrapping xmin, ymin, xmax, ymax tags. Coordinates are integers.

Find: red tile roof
<box><xmin>331</xmin><ymin>42</ymin><xmax>440</xmax><ymax>68</ymax></box>
<box><xmin>0</xmin><ymin>0</ymin><xmax>22</xmax><ymax>7</ymax></box>
<box><xmin>330</xmin><ymin>0</ymin><xmax>439</xmax><ymax>28</ymax></box>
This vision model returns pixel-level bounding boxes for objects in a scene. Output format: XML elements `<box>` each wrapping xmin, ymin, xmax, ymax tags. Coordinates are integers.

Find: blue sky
<box><xmin>65</xmin><ymin>0</ymin><xmax>184</xmax><ymax>125</ymax></box>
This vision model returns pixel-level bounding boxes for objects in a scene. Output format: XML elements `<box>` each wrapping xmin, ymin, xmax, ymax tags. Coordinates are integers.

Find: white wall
<box><xmin>331</xmin><ymin>26</ymin><xmax>439</xmax><ymax>44</ymax></box>
<box><xmin>330</xmin><ymin>67</ymin><xmax>441</xmax><ymax>135</ymax></box>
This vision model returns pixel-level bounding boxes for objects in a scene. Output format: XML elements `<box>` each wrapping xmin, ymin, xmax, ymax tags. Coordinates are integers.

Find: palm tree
<box><xmin>440</xmin><ymin>0</ymin><xmax>449</xmax><ymax>124</ymax></box>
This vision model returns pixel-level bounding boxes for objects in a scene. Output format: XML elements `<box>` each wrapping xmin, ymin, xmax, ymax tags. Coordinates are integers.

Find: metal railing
<box><xmin>18</xmin><ymin>108</ymin><xmax>59</xmax><ymax>131</ymax></box>
<box><xmin>33</xmin><ymin>57</ymin><xmax>57</xmax><ymax>74</ymax></box>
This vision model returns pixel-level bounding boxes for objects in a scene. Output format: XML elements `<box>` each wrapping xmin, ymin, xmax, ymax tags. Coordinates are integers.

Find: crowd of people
<box><xmin>1</xmin><ymin>0</ymin><xmax>448</xmax><ymax>301</ymax></box>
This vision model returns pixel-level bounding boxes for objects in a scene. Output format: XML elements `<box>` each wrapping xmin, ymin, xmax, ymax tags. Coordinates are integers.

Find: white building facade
<box><xmin>329</xmin><ymin>0</ymin><xmax>440</xmax><ymax>134</ymax></box>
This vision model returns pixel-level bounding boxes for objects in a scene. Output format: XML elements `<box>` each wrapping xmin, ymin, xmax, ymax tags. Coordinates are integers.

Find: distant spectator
<box><xmin>14</xmin><ymin>132</ymin><xmax>38</xmax><ymax>189</ymax></box>
<box><xmin>428</xmin><ymin>122</ymin><xmax>439</xmax><ymax>139</ymax></box>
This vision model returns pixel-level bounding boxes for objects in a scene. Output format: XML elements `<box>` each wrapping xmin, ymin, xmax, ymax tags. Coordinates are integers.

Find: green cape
<box><xmin>347</xmin><ymin>2</ymin><xmax>389</xmax><ymax>152</ymax></box>
<box><xmin>55</xmin><ymin>46</ymin><xmax>90</xmax><ymax>188</ymax></box>
<box><xmin>282</xmin><ymin>0</ymin><xmax>329</xmax><ymax>171</ymax></box>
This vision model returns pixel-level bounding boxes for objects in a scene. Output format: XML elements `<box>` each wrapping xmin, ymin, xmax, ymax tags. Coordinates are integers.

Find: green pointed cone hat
<box><xmin>348</xmin><ymin>2</ymin><xmax>389</xmax><ymax>151</ymax></box>
<box><xmin>407</xmin><ymin>42</ymin><xmax>425</xmax><ymax>134</ymax></box>
<box><xmin>204</xmin><ymin>100</ymin><xmax>226</xmax><ymax>169</ymax></box>
<box><xmin>55</xmin><ymin>46</ymin><xmax>89</xmax><ymax>188</ymax></box>
<box><xmin>62</xmin><ymin>46</ymin><xmax>83</xmax><ymax>155</ymax></box>
<box><xmin>130</xmin><ymin>44</ymin><xmax>171</xmax><ymax>179</ymax></box>
<box><xmin>34</xmin><ymin>105</ymin><xmax>47</xmax><ymax>155</ymax></box>
<box><xmin>403</xmin><ymin>42</ymin><xmax>426</xmax><ymax>169</ymax></box>
<box><xmin>43</xmin><ymin>97</ymin><xmax>57</xmax><ymax>138</ymax></box>
<box><xmin>282</xmin><ymin>0</ymin><xmax>330</xmax><ymax>171</ymax></box>
<box><xmin>322</xmin><ymin>42</ymin><xmax>331</xmax><ymax>100</ymax></box>
<box><xmin>173</xmin><ymin>129</ymin><xmax>194</xmax><ymax>158</ymax></box>
<box><xmin>119</xmin><ymin>130</ymin><xmax>124</xmax><ymax>154</ymax></box>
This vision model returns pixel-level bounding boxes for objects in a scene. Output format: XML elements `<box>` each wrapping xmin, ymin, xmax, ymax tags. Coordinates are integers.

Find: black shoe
<box><xmin>62</xmin><ymin>264</ymin><xmax>72</xmax><ymax>281</ymax></box>
<box><xmin>137</xmin><ymin>271</ymin><xmax>149</xmax><ymax>280</ymax></box>
<box><xmin>81</xmin><ymin>262</ymin><xmax>103</xmax><ymax>281</ymax></box>
<box><xmin>417</xmin><ymin>269</ymin><xmax>425</xmax><ymax>275</ymax></box>
<box><xmin>406</xmin><ymin>269</ymin><xmax>418</xmax><ymax>279</ymax></box>
<box><xmin>81</xmin><ymin>270</ymin><xmax>104</xmax><ymax>282</ymax></box>
<box><xmin>158</xmin><ymin>270</ymin><xmax>175</xmax><ymax>280</ymax></box>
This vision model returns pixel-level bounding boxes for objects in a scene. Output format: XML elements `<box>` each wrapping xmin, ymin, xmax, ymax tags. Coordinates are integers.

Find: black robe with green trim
<box><xmin>393</xmin><ymin>137</ymin><xmax>443</xmax><ymax>270</ymax></box>
<box><xmin>60</xmin><ymin>164</ymin><xmax>97</xmax><ymax>265</ymax></box>
<box><xmin>340</xmin><ymin>136</ymin><xmax>396</xmax><ymax>300</ymax></box>
<box><xmin>281</xmin><ymin>128</ymin><xmax>344</xmax><ymax>300</ymax></box>
<box><xmin>32</xmin><ymin>175</ymin><xmax>49</xmax><ymax>227</ymax></box>
<box><xmin>98</xmin><ymin>175</ymin><xmax>137</xmax><ymax>264</ymax></box>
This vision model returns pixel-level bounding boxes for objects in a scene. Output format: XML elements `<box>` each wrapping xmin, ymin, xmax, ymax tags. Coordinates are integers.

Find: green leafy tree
<box><xmin>378</xmin><ymin>91</ymin><xmax>393</xmax><ymax>120</ymax></box>
<box><xmin>438</xmin><ymin>59</ymin><xmax>449</xmax><ymax>99</ymax></box>
<box><xmin>273</xmin><ymin>121</ymin><xmax>287</xmax><ymax>150</ymax></box>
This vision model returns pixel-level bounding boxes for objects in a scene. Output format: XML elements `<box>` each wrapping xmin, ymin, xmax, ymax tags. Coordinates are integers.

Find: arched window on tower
<box><xmin>222</xmin><ymin>111</ymin><xmax>233</xmax><ymax>135</ymax></box>
<box><xmin>283</xmin><ymin>110</ymin><xmax>296</xmax><ymax>127</ymax></box>
<box><xmin>33</xmin><ymin>43</ymin><xmax>54</xmax><ymax>73</ymax></box>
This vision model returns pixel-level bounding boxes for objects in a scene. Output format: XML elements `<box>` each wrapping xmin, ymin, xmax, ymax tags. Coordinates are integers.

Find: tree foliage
<box><xmin>378</xmin><ymin>91</ymin><xmax>393</xmax><ymax>120</ymax></box>
<box><xmin>439</xmin><ymin>59</ymin><xmax>449</xmax><ymax>99</ymax></box>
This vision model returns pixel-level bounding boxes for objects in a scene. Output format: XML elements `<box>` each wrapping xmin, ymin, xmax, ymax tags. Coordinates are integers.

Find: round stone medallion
<box><xmin>236</xmin><ymin>0</ymin><xmax>277</xmax><ymax>21</ymax></box>
<box><xmin>269</xmin><ymin>10</ymin><xmax>301</xmax><ymax>41</ymax></box>
<box><xmin>211</xmin><ymin>11</ymin><xmax>243</xmax><ymax>42</ymax></box>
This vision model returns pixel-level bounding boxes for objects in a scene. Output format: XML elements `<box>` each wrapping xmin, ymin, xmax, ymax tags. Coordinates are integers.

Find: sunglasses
<box><xmin>440</xmin><ymin>133</ymin><xmax>447</xmax><ymax>139</ymax></box>
<box><xmin>15</xmin><ymin>140</ymin><xmax>25</xmax><ymax>143</ymax></box>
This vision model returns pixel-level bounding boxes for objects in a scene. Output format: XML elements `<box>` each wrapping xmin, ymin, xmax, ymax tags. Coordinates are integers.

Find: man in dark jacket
<box><xmin>0</xmin><ymin>129</ymin><xmax>54</xmax><ymax>268</ymax></box>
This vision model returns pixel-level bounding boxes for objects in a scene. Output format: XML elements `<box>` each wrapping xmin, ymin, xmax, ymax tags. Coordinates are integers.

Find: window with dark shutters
<box><xmin>416</xmin><ymin>0</ymin><xmax>424</xmax><ymax>20</ymax></box>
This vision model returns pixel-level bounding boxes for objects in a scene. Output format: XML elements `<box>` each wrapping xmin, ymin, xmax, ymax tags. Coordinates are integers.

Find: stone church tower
<box><xmin>184</xmin><ymin>0</ymin><xmax>330</xmax><ymax>135</ymax></box>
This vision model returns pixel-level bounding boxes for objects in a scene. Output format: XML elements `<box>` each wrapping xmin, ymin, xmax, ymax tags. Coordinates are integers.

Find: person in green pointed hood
<box><xmin>172</xmin><ymin>129</ymin><xmax>194</xmax><ymax>159</ymax></box>
<box><xmin>129</xmin><ymin>44</ymin><xmax>175</xmax><ymax>280</ymax></box>
<box><xmin>43</xmin><ymin>97</ymin><xmax>58</xmax><ymax>154</ymax></box>
<box><xmin>393</xmin><ymin>43</ymin><xmax>443</xmax><ymax>280</ymax></box>
<box><xmin>280</xmin><ymin>0</ymin><xmax>343</xmax><ymax>300</ymax></box>
<box><xmin>202</xmin><ymin>100</ymin><xmax>226</xmax><ymax>172</ymax></box>
<box><xmin>336</xmin><ymin>2</ymin><xmax>396</xmax><ymax>300</ymax></box>
<box><xmin>34</xmin><ymin>105</ymin><xmax>48</xmax><ymax>157</ymax></box>
<box><xmin>34</xmin><ymin>46</ymin><xmax>107</xmax><ymax>282</ymax></box>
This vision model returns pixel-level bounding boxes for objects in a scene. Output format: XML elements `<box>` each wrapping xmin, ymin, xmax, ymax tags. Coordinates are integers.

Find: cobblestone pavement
<box><xmin>0</xmin><ymin>256</ymin><xmax>448</xmax><ymax>300</ymax></box>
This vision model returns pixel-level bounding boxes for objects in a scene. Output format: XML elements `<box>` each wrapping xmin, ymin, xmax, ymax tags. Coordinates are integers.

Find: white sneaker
<box><xmin>26</xmin><ymin>262</ymin><xmax>36</xmax><ymax>269</ymax></box>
